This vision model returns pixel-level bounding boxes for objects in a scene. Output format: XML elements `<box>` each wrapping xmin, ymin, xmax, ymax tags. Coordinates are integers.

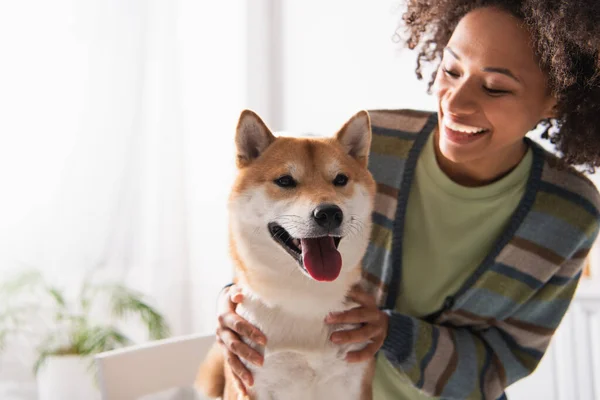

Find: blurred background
<box><xmin>0</xmin><ymin>1</ymin><xmax>597</xmax><ymax>399</ymax></box>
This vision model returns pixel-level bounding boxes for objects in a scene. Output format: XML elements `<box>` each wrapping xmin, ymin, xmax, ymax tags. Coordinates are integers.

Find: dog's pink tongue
<box><xmin>301</xmin><ymin>237</ymin><xmax>342</xmax><ymax>282</ymax></box>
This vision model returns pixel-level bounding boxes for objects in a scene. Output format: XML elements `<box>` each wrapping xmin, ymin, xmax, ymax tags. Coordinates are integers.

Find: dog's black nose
<box><xmin>313</xmin><ymin>204</ymin><xmax>343</xmax><ymax>230</ymax></box>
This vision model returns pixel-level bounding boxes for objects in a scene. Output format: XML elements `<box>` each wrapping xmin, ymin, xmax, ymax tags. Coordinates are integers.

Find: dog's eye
<box><xmin>333</xmin><ymin>174</ymin><xmax>349</xmax><ymax>186</ymax></box>
<box><xmin>274</xmin><ymin>175</ymin><xmax>296</xmax><ymax>188</ymax></box>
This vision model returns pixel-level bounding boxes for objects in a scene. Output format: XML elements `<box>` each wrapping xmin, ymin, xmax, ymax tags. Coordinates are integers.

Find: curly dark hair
<box><xmin>399</xmin><ymin>0</ymin><xmax>600</xmax><ymax>169</ymax></box>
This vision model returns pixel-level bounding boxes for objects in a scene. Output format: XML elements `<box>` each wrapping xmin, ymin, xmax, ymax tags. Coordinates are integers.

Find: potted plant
<box><xmin>0</xmin><ymin>269</ymin><xmax>170</xmax><ymax>400</ymax></box>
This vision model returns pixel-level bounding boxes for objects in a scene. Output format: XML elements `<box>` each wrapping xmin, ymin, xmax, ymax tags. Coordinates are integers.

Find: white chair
<box><xmin>95</xmin><ymin>333</ymin><xmax>215</xmax><ymax>400</ymax></box>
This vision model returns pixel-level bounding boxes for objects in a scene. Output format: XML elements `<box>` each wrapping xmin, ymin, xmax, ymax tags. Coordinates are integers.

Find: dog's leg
<box><xmin>195</xmin><ymin>343</ymin><xmax>226</xmax><ymax>398</ymax></box>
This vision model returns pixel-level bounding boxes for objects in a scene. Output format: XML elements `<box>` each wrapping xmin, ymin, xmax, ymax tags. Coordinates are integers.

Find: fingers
<box><xmin>231</xmin><ymin>372</ymin><xmax>246</xmax><ymax>397</ymax></box>
<box><xmin>217</xmin><ymin>285</ymin><xmax>266</xmax><ymax>346</ymax></box>
<box><xmin>345</xmin><ymin>341</ymin><xmax>382</xmax><ymax>363</ymax></box>
<box><xmin>346</xmin><ymin>285</ymin><xmax>376</xmax><ymax>307</ymax></box>
<box><xmin>215</xmin><ymin>283</ymin><xmax>267</xmax><ymax>396</ymax></box>
<box><xmin>229</xmin><ymin>285</ymin><xmax>245</xmax><ymax>304</ymax></box>
<box><xmin>218</xmin><ymin>310</ymin><xmax>267</xmax><ymax>346</ymax></box>
<box><xmin>225</xmin><ymin>349</ymin><xmax>253</xmax><ymax>390</ymax></box>
<box><xmin>217</xmin><ymin>284</ymin><xmax>245</xmax><ymax>314</ymax></box>
<box><xmin>216</xmin><ymin>334</ymin><xmax>254</xmax><ymax>391</ymax></box>
<box><xmin>218</xmin><ymin>328</ymin><xmax>264</xmax><ymax>367</ymax></box>
<box><xmin>330</xmin><ymin>323</ymin><xmax>379</xmax><ymax>344</ymax></box>
<box><xmin>325</xmin><ymin>306</ymin><xmax>380</xmax><ymax>325</ymax></box>
<box><xmin>217</xmin><ymin>286</ymin><xmax>237</xmax><ymax>316</ymax></box>
<box><xmin>235</xmin><ymin>385</ymin><xmax>251</xmax><ymax>400</ymax></box>
<box><xmin>325</xmin><ymin>302</ymin><xmax>389</xmax><ymax>363</ymax></box>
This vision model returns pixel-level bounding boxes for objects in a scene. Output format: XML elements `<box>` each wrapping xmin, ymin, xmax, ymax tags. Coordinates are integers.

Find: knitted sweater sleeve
<box><xmin>380</xmin><ymin>252</ymin><xmax>589</xmax><ymax>400</ymax></box>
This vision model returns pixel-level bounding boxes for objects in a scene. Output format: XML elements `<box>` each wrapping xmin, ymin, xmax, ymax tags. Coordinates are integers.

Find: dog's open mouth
<box><xmin>268</xmin><ymin>223</ymin><xmax>342</xmax><ymax>282</ymax></box>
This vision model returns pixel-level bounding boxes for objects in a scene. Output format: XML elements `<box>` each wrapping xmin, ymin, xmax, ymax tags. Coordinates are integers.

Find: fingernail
<box><xmin>256</xmin><ymin>336</ymin><xmax>266</xmax><ymax>346</ymax></box>
<box><xmin>330</xmin><ymin>334</ymin><xmax>341</xmax><ymax>343</ymax></box>
<box><xmin>325</xmin><ymin>313</ymin><xmax>336</xmax><ymax>323</ymax></box>
<box><xmin>233</xmin><ymin>294</ymin><xmax>243</xmax><ymax>302</ymax></box>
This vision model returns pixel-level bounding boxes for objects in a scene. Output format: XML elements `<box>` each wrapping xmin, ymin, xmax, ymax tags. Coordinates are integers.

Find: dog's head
<box><xmin>229</xmin><ymin>110</ymin><xmax>376</xmax><ymax>289</ymax></box>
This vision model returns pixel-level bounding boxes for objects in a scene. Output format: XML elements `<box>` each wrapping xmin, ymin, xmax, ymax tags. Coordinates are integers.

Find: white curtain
<box><xmin>0</xmin><ymin>0</ymin><xmax>245</xmax><ymax>387</ymax></box>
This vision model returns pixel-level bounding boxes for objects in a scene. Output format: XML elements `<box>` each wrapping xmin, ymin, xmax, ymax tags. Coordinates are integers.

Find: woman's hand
<box><xmin>324</xmin><ymin>284</ymin><xmax>389</xmax><ymax>363</ymax></box>
<box><xmin>216</xmin><ymin>284</ymin><xmax>267</xmax><ymax>396</ymax></box>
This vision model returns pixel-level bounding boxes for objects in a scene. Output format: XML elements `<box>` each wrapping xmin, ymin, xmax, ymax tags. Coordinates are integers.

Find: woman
<box><xmin>214</xmin><ymin>0</ymin><xmax>600</xmax><ymax>398</ymax></box>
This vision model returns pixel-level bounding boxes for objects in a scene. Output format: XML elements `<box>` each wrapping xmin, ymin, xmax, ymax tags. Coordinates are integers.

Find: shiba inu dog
<box><xmin>196</xmin><ymin>110</ymin><xmax>376</xmax><ymax>400</ymax></box>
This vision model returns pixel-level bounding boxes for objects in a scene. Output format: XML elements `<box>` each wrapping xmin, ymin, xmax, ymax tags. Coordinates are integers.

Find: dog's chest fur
<box><xmin>237</xmin><ymin>292</ymin><xmax>369</xmax><ymax>400</ymax></box>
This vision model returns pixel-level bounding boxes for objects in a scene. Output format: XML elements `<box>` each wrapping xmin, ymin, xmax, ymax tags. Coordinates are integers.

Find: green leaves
<box><xmin>0</xmin><ymin>269</ymin><xmax>171</xmax><ymax>375</ymax></box>
<box><xmin>47</xmin><ymin>287</ymin><xmax>67</xmax><ymax>309</ymax></box>
<box><xmin>0</xmin><ymin>269</ymin><xmax>44</xmax><ymax>295</ymax></box>
<box><xmin>108</xmin><ymin>284</ymin><xmax>170</xmax><ymax>340</ymax></box>
<box><xmin>32</xmin><ymin>319</ymin><xmax>134</xmax><ymax>374</ymax></box>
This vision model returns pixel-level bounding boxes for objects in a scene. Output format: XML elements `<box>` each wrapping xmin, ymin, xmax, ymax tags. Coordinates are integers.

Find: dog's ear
<box><xmin>335</xmin><ymin>110</ymin><xmax>371</xmax><ymax>167</ymax></box>
<box><xmin>235</xmin><ymin>110</ymin><xmax>276</xmax><ymax>168</ymax></box>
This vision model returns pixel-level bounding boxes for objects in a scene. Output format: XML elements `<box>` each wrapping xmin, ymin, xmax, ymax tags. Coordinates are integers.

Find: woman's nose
<box><xmin>443</xmin><ymin>82</ymin><xmax>478</xmax><ymax>116</ymax></box>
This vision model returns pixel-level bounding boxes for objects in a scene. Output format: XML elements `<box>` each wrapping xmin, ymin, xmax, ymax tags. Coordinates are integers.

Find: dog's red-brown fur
<box><xmin>196</xmin><ymin>110</ymin><xmax>376</xmax><ymax>399</ymax></box>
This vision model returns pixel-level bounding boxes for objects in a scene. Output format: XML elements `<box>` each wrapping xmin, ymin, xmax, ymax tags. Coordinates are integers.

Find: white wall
<box><xmin>280</xmin><ymin>0</ymin><xmax>437</xmax><ymax>134</ymax></box>
<box><xmin>0</xmin><ymin>0</ymin><xmax>248</xmax><ymax>393</ymax></box>
<box><xmin>178</xmin><ymin>0</ymin><xmax>247</xmax><ymax>334</ymax></box>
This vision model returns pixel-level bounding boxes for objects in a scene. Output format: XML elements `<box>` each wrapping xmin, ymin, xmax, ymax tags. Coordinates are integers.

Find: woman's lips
<box><xmin>443</xmin><ymin>124</ymin><xmax>489</xmax><ymax>145</ymax></box>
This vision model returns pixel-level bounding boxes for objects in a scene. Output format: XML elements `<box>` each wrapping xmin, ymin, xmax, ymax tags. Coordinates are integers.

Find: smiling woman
<box><xmin>405</xmin><ymin>0</ymin><xmax>600</xmax><ymax>173</ymax></box>
<box><xmin>432</xmin><ymin>8</ymin><xmax>557</xmax><ymax>186</ymax></box>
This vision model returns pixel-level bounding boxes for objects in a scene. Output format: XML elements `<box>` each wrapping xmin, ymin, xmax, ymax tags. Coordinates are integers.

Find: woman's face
<box><xmin>433</xmin><ymin>6</ymin><xmax>556</xmax><ymax>184</ymax></box>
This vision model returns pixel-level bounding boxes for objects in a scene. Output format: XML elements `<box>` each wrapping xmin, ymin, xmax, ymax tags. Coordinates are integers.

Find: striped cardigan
<box><xmin>360</xmin><ymin>109</ymin><xmax>600</xmax><ymax>400</ymax></box>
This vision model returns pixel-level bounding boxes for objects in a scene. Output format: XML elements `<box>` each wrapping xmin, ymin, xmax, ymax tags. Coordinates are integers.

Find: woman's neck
<box><xmin>433</xmin><ymin>132</ymin><xmax>528</xmax><ymax>187</ymax></box>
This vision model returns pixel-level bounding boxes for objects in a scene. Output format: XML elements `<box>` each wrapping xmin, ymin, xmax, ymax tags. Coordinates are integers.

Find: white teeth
<box><xmin>292</xmin><ymin>238</ymin><xmax>301</xmax><ymax>249</ymax></box>
<box><xmin>445</xmin><ymin>119</ymin><xmax>487</xmax><ymax>134</ymax></box>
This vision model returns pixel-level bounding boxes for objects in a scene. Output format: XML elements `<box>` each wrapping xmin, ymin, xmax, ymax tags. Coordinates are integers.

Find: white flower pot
<box><xmin>36</xmin><ymin>355</ymin><xmax>100</xmax><ymax>400</ymax></box>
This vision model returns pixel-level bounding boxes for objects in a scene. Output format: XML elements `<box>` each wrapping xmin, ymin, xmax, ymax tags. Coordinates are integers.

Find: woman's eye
<box><xmin>443</xmin><ymin>68</ymin><xmax>459</xmax><ymax>78</ymax></box>
<box><xmin>333</xmin><ymin>174</ymin><xmax>349</xmax><ymax>186</ymax></box>
<box><xmin>274</xmin><ymin>175</ymin><xmax>296</xmax><ymax>188</ymax></box>
<box><xmin>483</xmin><ymin>86</ymin><xmax>511</xmax><ymax>96</ymax></box>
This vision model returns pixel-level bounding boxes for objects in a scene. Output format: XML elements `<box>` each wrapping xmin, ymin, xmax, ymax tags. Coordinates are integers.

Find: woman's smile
<box><xmin>442</xmin><ymin>117</ymin><xmax>490</xmax><ymax>145</ymax></box>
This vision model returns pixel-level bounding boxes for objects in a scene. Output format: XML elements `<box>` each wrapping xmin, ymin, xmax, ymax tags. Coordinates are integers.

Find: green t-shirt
<box><xmin>372</xmin><ymin>132</ymin><xmax>533</xmax><ymax>399</ymax></box>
